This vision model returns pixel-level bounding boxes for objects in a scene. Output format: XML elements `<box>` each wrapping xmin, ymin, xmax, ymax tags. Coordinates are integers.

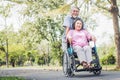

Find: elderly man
<box><xmin>62</xmin><ymin>6</ymin><xmax>84</xmax><ymax>52</ymax></box>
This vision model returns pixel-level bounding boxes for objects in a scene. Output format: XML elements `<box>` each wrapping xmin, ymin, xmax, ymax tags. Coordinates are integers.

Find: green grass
<box><xmin>101</xmin><ymin>64</ymin><xmax>120</xmax><ymax>70</ymax></box>
<box><xmin>0</xmin><ymin>77</ymin><xmax>25</xmax><ymax>80</ymax></box>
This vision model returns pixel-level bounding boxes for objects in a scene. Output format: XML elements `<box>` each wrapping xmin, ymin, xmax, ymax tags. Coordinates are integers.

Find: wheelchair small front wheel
<box><xmin>93</xmin><ymin>70</ymin><xmax>101</xmax><ymax>75</ymax></box>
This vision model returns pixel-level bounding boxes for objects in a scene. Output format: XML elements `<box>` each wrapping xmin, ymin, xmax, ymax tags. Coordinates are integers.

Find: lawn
<box><xmin>0</xmin><ymin>77</ymin><xmax>25</xmax><ymax>80</ymax></box>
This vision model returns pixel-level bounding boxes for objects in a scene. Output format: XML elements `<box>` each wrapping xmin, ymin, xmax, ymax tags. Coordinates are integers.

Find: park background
<box><xmin>0</xmin><ymin>0</ymin><xmax>120</xmax><ymax>69</ymax></box>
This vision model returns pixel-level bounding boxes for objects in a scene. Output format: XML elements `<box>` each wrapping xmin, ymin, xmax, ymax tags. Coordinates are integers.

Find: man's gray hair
<box><xmin>71</xmin><ymin>6</ymin><xmax>80</xmax><ymax>11</ymax></box>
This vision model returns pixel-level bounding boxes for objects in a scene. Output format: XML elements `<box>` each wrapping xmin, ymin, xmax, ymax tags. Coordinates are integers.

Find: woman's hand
<box><xmin>91</xmin><ymin>35</ymin><xmax>96</xmax><ymax>42</ymax></box>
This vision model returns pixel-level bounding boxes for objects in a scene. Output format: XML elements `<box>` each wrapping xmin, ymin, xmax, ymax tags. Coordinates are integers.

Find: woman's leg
<box><xmin>83</xmin><ymin>46</ymin><xmax>92</xmax><ymax>66</ymax></box>
<box><xmin>73</xmin><ymin>46</ymin><xmax>86</xmax><ymax>63</ymax></box>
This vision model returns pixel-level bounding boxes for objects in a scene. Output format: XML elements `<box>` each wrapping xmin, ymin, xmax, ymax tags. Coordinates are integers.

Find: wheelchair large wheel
<box><xmin>63</xmin><ymin>52</ymin><xmax>74</xmax><ymax>77</ymax></box>
<box><xmin>63</xmin><ymin>52</ymin><xmax>68</xmax><ymax>76</ymax></box>
<box><xmin>92</xmin><ymin>53</ymin><xmax>102</xmax><ymax>75</ymax></box>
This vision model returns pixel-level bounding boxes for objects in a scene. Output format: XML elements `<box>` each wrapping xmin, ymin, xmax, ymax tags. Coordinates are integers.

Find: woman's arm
<box><xmin>84</xmin><ymin>30</ymin><xmax>96</xmax><ymax>42</ymax></box>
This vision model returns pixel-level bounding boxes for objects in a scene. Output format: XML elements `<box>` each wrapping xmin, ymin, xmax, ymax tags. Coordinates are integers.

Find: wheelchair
<box><xmin>62</xmin><ymin>42</ymin><xmax>102</xmax><ymax>77</ymax></box>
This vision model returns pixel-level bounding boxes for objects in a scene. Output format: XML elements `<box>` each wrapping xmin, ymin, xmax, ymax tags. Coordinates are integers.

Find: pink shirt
<box><xmin>67</xmin><ymin>30</ymin><xmax>92</xmax><ymax>47</ymax></box>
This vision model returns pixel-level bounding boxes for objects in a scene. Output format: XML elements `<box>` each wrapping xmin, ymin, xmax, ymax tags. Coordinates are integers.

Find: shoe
<box><xmin>88</xmin><ymin>64</ymin><xmax>93</xmax><ymax>69</ymax></box>
<box><xmin>83</xmin><ymin>62</ymin><xmax>89</xmax><ymax>69</ymax></box>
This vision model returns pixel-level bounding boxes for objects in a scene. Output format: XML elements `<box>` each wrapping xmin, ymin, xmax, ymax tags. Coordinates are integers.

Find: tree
<box><xmin>2</xmin><ymin>0</ymin><xmax>120</xmax><ymax>68</ymax></box>
<box><xmin>109</xmin><ymin>0</ymin><xmax>120</xmax><ymax>68</ymax></box>
<box><xmin>88</xmin><ymin>0</ymin><xmax>120</xmax><ymax>68</ymax></box>
<box><xmin>91</xmin><ymin>0</ymin><xmax>120</xmax><ymax>68</ymax></box>
<box><xmin>0</xmin><ymin>2</ymin><xmax>13</xmax><ymax>67</ymax></box>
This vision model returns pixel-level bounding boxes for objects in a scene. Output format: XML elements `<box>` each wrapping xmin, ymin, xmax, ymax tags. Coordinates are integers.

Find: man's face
<box><xmin>71</xmin><ymin>8</ymin><xmax>79</xmax><ymax>18</ymax></box>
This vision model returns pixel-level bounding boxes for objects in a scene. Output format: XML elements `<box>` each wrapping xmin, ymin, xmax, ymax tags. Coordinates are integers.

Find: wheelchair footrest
<box><xmin>75</xmin><ymin>60</ymin><xmax>80</xmax><ymax>64</ymax></box>
<box><xmin>75</xmin><ymin>66</ymin><xmax>102</xmax><ymax>72</ymax></box>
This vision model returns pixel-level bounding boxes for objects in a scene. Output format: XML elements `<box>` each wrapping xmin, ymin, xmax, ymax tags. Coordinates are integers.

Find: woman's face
<box><xmin>75</xmin><ymin>20</ymin><xmax>82</xmax><ymax>31</ymax></box>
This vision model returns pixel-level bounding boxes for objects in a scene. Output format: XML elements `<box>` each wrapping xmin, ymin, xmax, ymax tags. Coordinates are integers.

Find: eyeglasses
<box><xmin>73</xmin><ymin>10</ymin><xmax>79</xmax><ymax>12</ymax></box>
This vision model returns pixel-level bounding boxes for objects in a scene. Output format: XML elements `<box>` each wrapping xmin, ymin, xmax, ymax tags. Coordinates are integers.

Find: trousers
<box><xmin>62</xmin><ymin>34</ymin><xmax>67</xmax><ymax>52</ymax></box>
<box><xmin>73</xmin><ymin>45</ymin><xmax>92</xmax><ymax>64</ymax></box>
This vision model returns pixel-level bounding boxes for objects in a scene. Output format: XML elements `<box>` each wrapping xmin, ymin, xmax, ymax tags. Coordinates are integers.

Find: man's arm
<box><xmin>65</xmin><ymin>27</ymin><xmax>70</xmax><ymax>36</ymax></box>
<box><xmin>63</xmin><ymin>16</ymin><xmax>71</xmax><ymax>36</ymax></box>
<box><xmin>66</xmin><ymin>30</ymin><xmax>72</xmax><ymax>45</ymax></box>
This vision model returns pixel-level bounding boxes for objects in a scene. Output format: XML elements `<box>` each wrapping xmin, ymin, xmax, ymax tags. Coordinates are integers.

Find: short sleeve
<box><xmin>63</xmin><ymin>16</ymin><xmax>71</xmax><ymax>28</ymax></box>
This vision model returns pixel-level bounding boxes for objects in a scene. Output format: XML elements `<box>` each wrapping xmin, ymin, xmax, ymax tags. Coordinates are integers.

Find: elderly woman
<box><xmin>67</xmin><ymin>18</ymin><xmax>96</xmax><ymax>68</ymax></box>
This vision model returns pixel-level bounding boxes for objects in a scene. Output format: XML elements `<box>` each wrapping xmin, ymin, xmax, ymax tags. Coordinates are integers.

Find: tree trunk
<box><xmin>110</xmin><ymin>0</ymin><xmax>120</xmax><ymax>68</ymax></box>
<box><xmin>6</xmin><ymin>38</ymin><xmax>9</xmax><ymax>68</ymax></box>
<box><xmin>4</xmin><ymin>17</ymin><xmax>9</xmax><ymax>68</ymax></box>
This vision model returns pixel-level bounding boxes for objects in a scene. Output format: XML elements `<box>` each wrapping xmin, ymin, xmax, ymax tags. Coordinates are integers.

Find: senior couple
<box><xmin>62</xmin><ymin>6</ymin><xmax>96</xmax><ymax>68</ymax></box>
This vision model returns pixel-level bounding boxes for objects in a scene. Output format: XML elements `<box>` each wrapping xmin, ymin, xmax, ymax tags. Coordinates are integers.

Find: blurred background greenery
<box><xmin>0</xmin><ymin>0</ymin><xmax>120</xmax><ymax>68</ymax></box>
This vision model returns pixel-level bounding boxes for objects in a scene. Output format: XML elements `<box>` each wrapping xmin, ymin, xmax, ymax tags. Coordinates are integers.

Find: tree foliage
<box><xmin>0</xmin><ymin>0</ymin><xmax>120</xmax><ymax>67</ymax></box>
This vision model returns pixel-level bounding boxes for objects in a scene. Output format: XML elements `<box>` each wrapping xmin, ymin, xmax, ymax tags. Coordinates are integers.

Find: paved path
<box><xmin>0</xmin><ymin>68</ymin><xmax>120</xmax><ymax>80</ymax></box>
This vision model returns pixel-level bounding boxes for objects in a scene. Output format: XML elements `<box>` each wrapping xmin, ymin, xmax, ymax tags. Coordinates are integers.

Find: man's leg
<box><xmin>62</xmin><ymin>36</ymin><xmax>67</xmax><ymax>53</ymax></box>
